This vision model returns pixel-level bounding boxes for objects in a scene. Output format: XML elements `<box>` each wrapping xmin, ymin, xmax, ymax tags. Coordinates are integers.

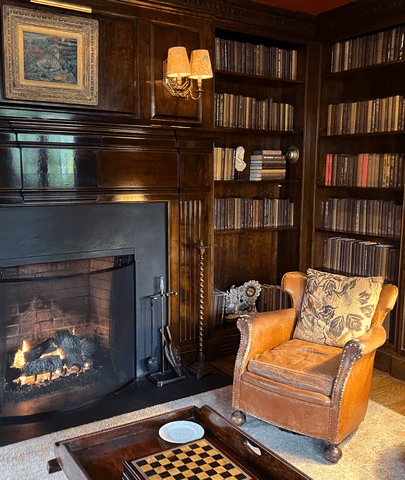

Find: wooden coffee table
<box><xmin>48</xmin><ymin>405</ymin><xmax>311</xmax><ymax>480</ymax></box>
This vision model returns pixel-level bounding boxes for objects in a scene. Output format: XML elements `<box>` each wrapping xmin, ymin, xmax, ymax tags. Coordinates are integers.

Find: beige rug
<box><xmin>0</xmin><ymin>385</ymin><xmax>404</xmax><ymax>479</ymax></box>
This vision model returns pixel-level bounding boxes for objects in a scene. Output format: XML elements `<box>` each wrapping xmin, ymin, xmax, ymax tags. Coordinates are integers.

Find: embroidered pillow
<box><xmin>293</xmin><ymin>269</ymin><xmax>383</xmax><ymax>347</ymax></box>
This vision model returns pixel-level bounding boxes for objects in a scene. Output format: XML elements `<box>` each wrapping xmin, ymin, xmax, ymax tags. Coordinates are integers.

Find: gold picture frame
<box><xmin>3</xmin><ymin>5</ymin><xmax>98</xmax><ymax>105</ymax></box>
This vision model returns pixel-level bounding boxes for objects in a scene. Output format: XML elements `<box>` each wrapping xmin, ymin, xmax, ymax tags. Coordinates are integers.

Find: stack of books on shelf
<box><xmin>213</xmin><ymin>288</ymin><xmax>227</xmax><ymax>325</ymax></box>
<box><xmin>257</xmin><ymin>284</ymin><xmax>292</xmax><ymax>312</ymax></box>
<box><xmin>331</xmin><ymin>25</ymin><xmax>405</xmax><ymax>72</ymax></box>
<box><xmin>214</xmin><ymin>147</ymin><xmax>236</xmax><ymax>180</ymax></box>
<box><xmin>321</xmin><ymin>198</ymin><xmax>402</xmax><ymax>238</ymax></box>
<box><xmin>214</xmin><ymin>197</ymin><xmax>294</xmax><ymax>231</ymax></box>
<box><xmin>326</xmin><ymin>95</ymin><xmax>405</xmax><ymax>135</ymax></box>
<box><xmin>249</xmin><ymin>150</ymin><xmax>286</xmax><ymax>181</ymax></box>
<box><xmin>323</xmin><ymin>153</ymin><xmax>404</xmax><ymax>188</ymax></box>
<box><xmin>323</xmin><ymin>236</ymin><xmax>399</xmax><ymax>285</ymax></box>
<box><xmin>215</xmin><ymin>37</ymin><xmax>298</xmax><ymax>80</ymax></box>
<box><xmin>214</xmin><ymin>93</ymin><xmax>294</xmax><ymax>131</ymax></box>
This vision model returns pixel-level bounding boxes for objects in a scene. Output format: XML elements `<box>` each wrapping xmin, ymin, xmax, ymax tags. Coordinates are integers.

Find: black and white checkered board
<box><xmin>130</xmin><ymin>438</ymin><xmax>251</xmax><ymax>480</ymax></box>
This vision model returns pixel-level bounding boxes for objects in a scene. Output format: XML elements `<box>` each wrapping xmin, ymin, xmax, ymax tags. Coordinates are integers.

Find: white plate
<box><xmin>158</xmin><ymin>420</ymin><xmax>205</xmax><ymax>443</ymax></box>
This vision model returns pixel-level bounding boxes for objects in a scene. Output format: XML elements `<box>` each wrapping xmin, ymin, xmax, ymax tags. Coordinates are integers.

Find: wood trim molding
<box><xmin>316</xmin><ymin>0</ymin><xmax>405</xmax><ymax>41</ymax></box>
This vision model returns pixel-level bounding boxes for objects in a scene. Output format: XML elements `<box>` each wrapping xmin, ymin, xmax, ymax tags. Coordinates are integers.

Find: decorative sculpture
<box><xmin>225</xmin><ymin>280</ymin><xmax>261</xmax><ymax>319</ymax></box>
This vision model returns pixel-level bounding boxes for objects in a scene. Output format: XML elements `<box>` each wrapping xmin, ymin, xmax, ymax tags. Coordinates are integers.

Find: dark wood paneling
<box><xmin>97</xmin><ymin>150</ymin><xmax>178</xmax><ymax>188</ymax></box>
<box><xmin>21</xmin><ymin>148</ymin><xmax>98</xmax><ymax>189</ymax></box>
<box><xmin>317</xmin><ymin>0</ymin><xmax>405</xmax><ymax>41</ymax></box>
<box><xmin>98</xmin><ymin>16</ymin><xmax>137</xmax><ymax>114</ymax></box>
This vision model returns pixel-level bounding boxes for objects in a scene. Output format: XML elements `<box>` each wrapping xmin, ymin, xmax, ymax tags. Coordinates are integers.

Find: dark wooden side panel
<box><xmin>179</xmin><ymin>194</ymin><xmax>212</xmax><ymax>365</ymax></box>
<box><xmin>98</xmin><ymin>15</ymin><xmax>137</xmax><ymax>114</ymax></box>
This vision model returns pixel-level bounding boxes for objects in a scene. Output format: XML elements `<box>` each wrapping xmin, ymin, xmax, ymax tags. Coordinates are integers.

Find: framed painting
<box><xmin>2</xmin><ymin>5</ymin><xmax>98</xmax><ymax>105</ymax></box>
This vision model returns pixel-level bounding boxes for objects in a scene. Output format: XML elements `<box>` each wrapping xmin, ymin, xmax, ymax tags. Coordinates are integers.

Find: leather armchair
<box><xmin>231</xmin><ymin>271</ymin><xmax>398</xmax><ymax>462</ymax></box>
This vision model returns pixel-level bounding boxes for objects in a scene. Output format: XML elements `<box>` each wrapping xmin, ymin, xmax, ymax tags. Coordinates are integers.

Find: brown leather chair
<box><xmin>231</xmin><ymin>271</ymin><xmax>398</xmax><ymax>462</ymax></box>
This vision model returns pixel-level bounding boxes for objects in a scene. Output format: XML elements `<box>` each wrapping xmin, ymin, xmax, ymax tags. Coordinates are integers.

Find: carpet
<box><xmin>0</xmin><ymin>385</ymin><xmax>404</xmax><ymax>480</ymax></box>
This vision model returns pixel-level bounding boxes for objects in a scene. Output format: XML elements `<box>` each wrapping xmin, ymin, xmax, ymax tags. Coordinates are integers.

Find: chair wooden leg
<box><xmin>323</xmin><ymin>443</ymin><xmax>342</xmax><ymax>463</ymax></box>
<box><xmin>231</xmin><ymin>410</ymin><xmax>246</xmax><ymax>426</ymax></box>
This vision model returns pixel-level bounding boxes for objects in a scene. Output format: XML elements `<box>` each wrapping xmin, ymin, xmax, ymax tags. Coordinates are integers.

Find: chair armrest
<box><xmin>234</xmin><ymin>308</ymin><xmax>297</xmax><ymax>379</ymax></box>
<box><xmin>331</xmin><ymin>323</ymin><xmax>386</xmax><ymax>406</ymax></box>
<box><xmin>329</xmin><ymin>323</ymin><xmax>387</xmax><ymax>444</ymax></box>
<box><xmin>338</xmin><ymin>323</ymin><xmax>387</xmax><ymax>373</ymax></box>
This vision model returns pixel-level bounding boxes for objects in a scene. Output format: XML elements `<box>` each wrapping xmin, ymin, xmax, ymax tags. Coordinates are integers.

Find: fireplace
<box><xmin>0</xmin><ymin>202</ymin><xmax>167</xmax><ymax>419</ymax></box>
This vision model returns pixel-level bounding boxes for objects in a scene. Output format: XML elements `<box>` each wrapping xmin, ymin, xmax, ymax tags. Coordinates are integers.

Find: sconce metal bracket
<box><xmin>163</xmin><ymin>59</ymin><xmax>193</xmax><ymax>98</ymax></box>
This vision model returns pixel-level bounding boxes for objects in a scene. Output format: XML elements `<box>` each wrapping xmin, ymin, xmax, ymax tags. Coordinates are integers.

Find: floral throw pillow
<box><xmin>293</xmin><ymin>269</ymin><xmax>383</xmax><ymax>347</ymax></box>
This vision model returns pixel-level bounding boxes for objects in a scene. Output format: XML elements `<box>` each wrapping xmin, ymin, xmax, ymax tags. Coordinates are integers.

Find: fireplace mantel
<box><xmin>0</xmin><ymin>118</ymin><xmax>215</xmax><ymax>368</ymax></box>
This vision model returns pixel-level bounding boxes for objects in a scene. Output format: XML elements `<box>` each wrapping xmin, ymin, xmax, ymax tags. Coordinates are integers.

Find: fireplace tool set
<box><xmin>149</xmin><ymin>276</ymin><xmax>186</xmax><ymax>386</ymax></box>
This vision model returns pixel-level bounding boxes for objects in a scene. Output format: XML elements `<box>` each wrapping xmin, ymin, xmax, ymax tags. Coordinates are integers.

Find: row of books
<box><xmin>321</xmin><ymin>198</ymin><xmax>402</xmax><ymax>238</ymax></box>
<box><xmin>215</xmin><ymin>93</ymin><xmax>294</xmax><ymax>131</ymax></box>
<box><xmin>322</xmin><ymin>153</ymin><xmax>405</xmax><ymax>188</ymax></box>
<box><xmin>326</xmin><ymin>95</ymin><xmax>405</xmax><ymax>135</ymax></box>
<box><xmin>257</xmin><ymin>284</ymin><xmax>292</xmax><ymax>313</ymax></box>
<box><xmin>213</xmin><ymin>288</ymin><xmax>227</xmax><ymax>325</ymax></box>
<box><xmin>331</xmin><ymin>25</ymin><xmax>405</xmax><ymax>73</ymax></box>
<box><xmin>215</xmin><ymin>37</ymin><xmax>298</xmax><ymax>80</ymax></box>
<box><xmin>214</xmin><ymin>197</ymin><xmax>294</xmax><ymax>231</ymax></box>
<box><xmin>323</xmin><ymin>236</ymin><xmax>399</xmax><ymax>285</ymax></box>
<box><xmin>214</xmin><ymin>147</ymin><xmax>236</xmax><ymax>181</ymax></box>
<box><xmin>250</xmin><ymin>150</ymin><xmax>286</xmax><ymax>181</ymax></box>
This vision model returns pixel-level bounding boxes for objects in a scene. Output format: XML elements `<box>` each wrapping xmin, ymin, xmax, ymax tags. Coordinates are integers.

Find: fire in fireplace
<box><xmin>1</xmin><ymin>255</ymin><xmax>136</xmax><ymax>418</ymax></box>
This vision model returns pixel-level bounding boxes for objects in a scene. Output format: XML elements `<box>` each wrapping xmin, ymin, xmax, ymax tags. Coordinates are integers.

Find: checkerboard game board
<box><xmin>129</xmin><ymin>438</ymin><xmax>251</xmax><ymax>480</ymax></box>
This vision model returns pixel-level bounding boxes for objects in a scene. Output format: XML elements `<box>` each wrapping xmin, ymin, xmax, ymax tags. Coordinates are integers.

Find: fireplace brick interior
<box><xmin>4</xmin><ymin>257</ymin><xmax>113</xmax><ymax>353</ymax></box>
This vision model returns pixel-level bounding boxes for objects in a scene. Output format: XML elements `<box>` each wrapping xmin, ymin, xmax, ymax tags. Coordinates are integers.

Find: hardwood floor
<box><xmin>212</xmin><ymin>355</ymin><xmax>405</xmax><ymax>415</ymax></box>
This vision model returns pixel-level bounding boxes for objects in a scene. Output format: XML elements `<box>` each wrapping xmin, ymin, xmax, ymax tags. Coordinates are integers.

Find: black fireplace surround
<box><xmin>0</xmin><ymin>203</ymin><xmax>167</xmax><ymax>419</ymax></box>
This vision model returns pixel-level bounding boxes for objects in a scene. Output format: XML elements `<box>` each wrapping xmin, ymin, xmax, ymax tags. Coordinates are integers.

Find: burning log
<box><xmin>80</xmin><ymin>338</ymin><xmax>96</xmax><ymax>367</ymax></box>
<box><xmin>24</xmin><ymin>338</ymin><xmax>56</xmax><ymax>363</ymax></box>
<box><xmin>53</xmin><ymin>330</ymin><xmax>83</xmax><ymax>369</ymax></box>
<box><xmin>22</xmin><ymin>356</ymin><xmax>63</xmax><ymax>376</ymax></box>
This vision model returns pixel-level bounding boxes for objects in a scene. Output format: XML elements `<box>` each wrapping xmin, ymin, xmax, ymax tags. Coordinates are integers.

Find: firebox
<box><xmin>1</xmin><ymin>254</ymin><xmax>135</xmax><ymax>417</ymax></box>
<box><xmin>0</xmin><ymin>203</ymin><xmax>167</xmax><ymax>419</ymax></box>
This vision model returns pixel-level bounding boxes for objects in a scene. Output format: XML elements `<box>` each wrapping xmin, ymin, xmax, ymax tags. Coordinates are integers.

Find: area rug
<box><xmin>0</xmin><ymin>385</ymin><xmax>404</xmax><ymax>480</ymax></box>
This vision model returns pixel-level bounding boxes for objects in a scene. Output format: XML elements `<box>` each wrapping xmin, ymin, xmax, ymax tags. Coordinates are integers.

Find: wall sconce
<box><xmin>163</xmin><ymin>46</ymin><xmax>213</xmax><ymax>100</ymax></box>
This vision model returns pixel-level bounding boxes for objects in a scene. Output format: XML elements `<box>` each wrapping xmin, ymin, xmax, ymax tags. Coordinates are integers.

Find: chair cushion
<box><xmin>247</xmin><ymin>339</ymin><xmax>342</xmax><ymax>396</ymax></box>
<box><xmin>293</xmin><ymin>268</ymin><xmax>383</xmax><ymax>347</ymax></box>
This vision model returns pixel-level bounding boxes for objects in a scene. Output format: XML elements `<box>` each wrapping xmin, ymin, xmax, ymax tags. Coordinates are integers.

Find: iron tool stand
<box><xmin>149</xmin><ymin>277</ymin><xmax>186</xmax><ymax>386</ymax></box>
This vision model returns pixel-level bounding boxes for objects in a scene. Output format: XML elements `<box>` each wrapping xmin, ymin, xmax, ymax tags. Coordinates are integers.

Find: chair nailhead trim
<box><xmin>233</xmin><ymin>316</ymin><xmax>251</xmax><ymax>407</ymax></box>
<box><xmin>328</xmin><ymin>342</ymin><xmax>362</xmax><ymax>443</ymax></box>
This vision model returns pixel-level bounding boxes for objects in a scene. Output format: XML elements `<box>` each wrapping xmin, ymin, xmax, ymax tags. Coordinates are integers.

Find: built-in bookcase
<box><xmin>314</xmin><ymin>22</ymin><xmax>405</xmax><ymax>363</ymax></box>
<box><xmin>213</xmin><ymin>28</ymin><xmax>306</xmax><ymax>293</ymax></box>
<box><xmin>209</xmin><ymin>26</ymin><xmax>308</xmax><ymax>357</ymax></box>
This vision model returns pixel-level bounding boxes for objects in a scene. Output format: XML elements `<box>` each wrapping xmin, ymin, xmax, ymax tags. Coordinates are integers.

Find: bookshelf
<box><xmin>211</xmin><ymin>28</ymin><xmax>307</xmax><ymax>355</ymax></box>
<box><xmin>314</xmin><ymin>21</ymin><xmax>405</xmax><ymax>375</ymax></box>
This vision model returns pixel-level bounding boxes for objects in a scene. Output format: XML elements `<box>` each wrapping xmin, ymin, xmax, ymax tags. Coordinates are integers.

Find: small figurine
<box><xmin>235</xmin><ymin>146</ymin><xmax>246</xmax><ymax>172</ymax></box>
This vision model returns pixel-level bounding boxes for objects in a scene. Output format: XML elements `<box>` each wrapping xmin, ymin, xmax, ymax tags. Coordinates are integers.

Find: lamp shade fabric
<box><xmin>167</xmin><ymin>46</ymin><xmax>191</xmax><ymax>78</ymax></box>
<box><xmin>189</xmin><ymin>49</ymin><xmax>213</xmax><ymax>79</ymax></box>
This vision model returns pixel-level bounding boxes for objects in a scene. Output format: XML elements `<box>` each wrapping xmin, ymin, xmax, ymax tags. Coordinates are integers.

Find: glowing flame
<box><xmin>11</xmin><ymin>337</ymin><xmax>90</xmax><ymax>386</ymax></box>
<box><xmin>12</xmin><ymin>340</ymin><xmax>30</xmax><ymax>369</ymax></box>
